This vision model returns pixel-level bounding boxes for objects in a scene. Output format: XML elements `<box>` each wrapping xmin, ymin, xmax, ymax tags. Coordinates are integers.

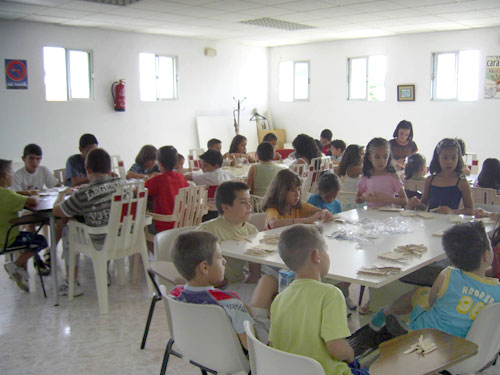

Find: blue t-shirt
<box><xmin>307</xmin><ymin>194</ymin><xmax>342</xmax><ymax>214</ymax></box>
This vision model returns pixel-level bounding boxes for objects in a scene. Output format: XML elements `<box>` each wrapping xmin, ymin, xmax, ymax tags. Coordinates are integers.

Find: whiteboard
<box><xmin>196</xmin><ymin>116</ymin><xmax>259</xmax><ymax>154</ymax></box>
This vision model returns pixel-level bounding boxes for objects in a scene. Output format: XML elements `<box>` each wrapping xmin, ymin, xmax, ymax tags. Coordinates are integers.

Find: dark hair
<box><xmin>215</xmin><ymin>181</ymin><xmax>250</xmax><ymax>214</ymax></box>
<box><xmin>362</xmin><ymin>138</ymin><xmax>396</xmax><ymax>177</ymax></box>
<box><xmin>455</xmin><ymin>138</ymin><xmax>466</xmax><ymax>156</ymax></box>
<box><xmin>0</xmin><ymin>159</ymin><xmax>12</xmax><ymax>176</ymax></box>
<box><xmin>262</xmin><ymin>133</ymin><xmax>278</xmax><ymax>143</ymax></box>
<box><xmin>477</xmin><ymin>158</ymin><xmax>500</xmax><ymax>190</ymax></box>
<box><xmin>315</xmin><ymin>139</ymin><xmax>323</xmax><ymax>152</ymax></box>
<box><xmin>177</xmin><ymin>153</ymin><xmax>185</xmax><ymax>161</ymax></box>
<box><xmin>330</xmin><ymin>140</ymin><xmax>346</xmax><ymax>152</ymax></box>
<box><xmin>320</xmin><ymin>129</ymin><xmax>333</xmax><ymax>140</ymax></box>
<box><xmin>200</xmin><ymin>150</ymin><xmax>223</xmax><ymax>168</ymax></box>
<box><xmin>392</xmin><ymin>120</ymin><xmax>413</xmax><ymax>142</ymax></box>
<box><xmin>207</xmin><ymin>138</ymin><xmax>221</xmax><ymax>149</ymax></box>
<box><xmin>171</xmin><ymin>231</ymin><xmax>218</xmax><ymax>280</ymax></box>
<box><xmin>85</xmin><ymin>148</ymin><xmax>111</xmax><ymax>174</ymax></box>
<box><xmin>79</xmin><ymin>133</ymin><xmax>98</xmax><ymax>149</ymax></box>
<box><xmin>262</xmin><ymin>169</ymin><xmax>302</xmax><ymax>214</ymax></box>
<box><xmin>429</xmin><ymin>138</ymin><xmax>465</xmax><ymax>175</ymax></box>
<box><xmin>158</xmin><ymin>146</ymin><xmax>178</xmax><ymax>171</ymax></box>
<box><xmin>278</xmin><ymin>224</ymin><xmax>325</xmax><ymax>271</ymax></box>
<box><xmin>292</xmin><ymin>134</ymin><xmax>321</xmax><ymax>162</ymax></box>
<box><xmin>338</xmin><ymin>144</ymin><xmax>362</xmax><ymax>177</ymax></box>
<box><xmin>404</xmin><ymin>153</ymin><xmax>426</xmax><ymax>180</ymax></box>
<box><xmin>135</xmin><ymin>145</ymin><xmax>158</xmax><ymax>164</ymax></box>
<box><xmin>442</xmin><ymin>221</ymin><xmax>490</xmax><ymax>272</ymax></box>
<box><xmin>317</xmin><ymin>172</ymin><xmax>340</xmax><ymax>195</ymax></box>
<box><xmin>256</xmin><ymin>142</ymin><xmax>274</xmax><ymax>162</ymax></box>
<box><xmin>229</xmin><ymin>135</ymin><xmax>247</xmax><ymax>154</ymax></box>
<box><xmin>23</xmin><ymin>144</ymin><xmax>42</xmax><ymax>157</ymax></box>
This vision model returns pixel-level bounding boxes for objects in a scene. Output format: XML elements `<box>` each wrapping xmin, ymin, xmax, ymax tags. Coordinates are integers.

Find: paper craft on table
<box><xmin>245</xmin><ymin>244</ymin><xmax>277</xmax><ymax>257</ymax></box>
<box><xmin>233</xmin><ymin>236</ymin><xmax>253</xmax><ymax>243</ymax></box>
<box><xmin>357</xmin><ymin>265</ymin><xmax>402</xmax><ymax>276</ymax></box>
<box><xmin>377</xmin><ymin>251</ymin><xmax>409</xmax><ymax>263</ymax></box>
<box><xmin>400</xmin><ymin>210</ymin><xmax>417</xmax><ymax>217</ymax></box>
<box><xmin>432</xmin><ymin>230</ymin><xmax>445</xmax><ymax>237</ymax></box>
<box><xmin>260</xmin><ymin>233</ymin><xmax>279</xmax><ymax>246</ymax></box>
<box><xmin>332</xmin><ymin>215</ymin><xmax>345</xmax><ymax>223</ymax></box>
<box><xmin>417</xmin><ymin>212</ymin><xmax>436</xmax><ymax>219</ymax></box>
<box><xmin>378</xmin><ymin>206</ymin><xmax>404</xmax><ymax>212</ymax></box>
<box><xmin>394</xmin><ymin>244</ymin><xmax>427</xmax><ymax>257</ymax></box>
<box><xmin>403</xmin><ymin>335</ymin><xmax>438</xmax><ymax>356</ymax></box>
<box><xmin>476</xmin><ymin>217</ymin><xmax>494</xmax><ymax>224</ymax></box>
<box><xmin>450</xmin><ymin>215</ymin><xmax>474</xmax><ymax>224</ymax></box>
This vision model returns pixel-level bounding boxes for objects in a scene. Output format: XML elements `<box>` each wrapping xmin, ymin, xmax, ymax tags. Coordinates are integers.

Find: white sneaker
<box><xmin>4</xmin><ymin>262</ymin><xmax>16</xmax><ymax>280</ymax></box>
<box><xmin>58</xmin><ymin>279</ymin><xmax>83</xmax><ymax>297</ymax></box>
<box><xmin>4</xmin><ymin>262</ymin><xmax>29</xmax><ymax>292</ymax></box>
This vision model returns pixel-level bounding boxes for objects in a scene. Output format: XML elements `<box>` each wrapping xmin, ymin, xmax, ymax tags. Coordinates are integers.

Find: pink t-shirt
<box><xmin>357</xmin><ymin>174</ymin><xmax>403</xmax><ymax>207</ymax></box>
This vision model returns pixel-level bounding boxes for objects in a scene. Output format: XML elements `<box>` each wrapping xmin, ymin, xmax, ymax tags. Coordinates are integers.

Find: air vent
<box><xmin>240</xmin><ymin>17</ymin><xmax>315</xmax><ymax>31</ymax></box>
<box><xmin>82</xmin><ymin>0</ymin><xmax>142</xmax><ymax>5</ymax></box>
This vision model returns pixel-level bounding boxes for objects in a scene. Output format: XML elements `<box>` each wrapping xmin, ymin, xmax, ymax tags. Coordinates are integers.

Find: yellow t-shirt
<box><xmin>0</xmin><ymin>187</ymin><xmax>28</xmax><ymax>247</ymax></box>
<box><xmin>197</xmin><ymin>216</ymin><xmax>258</xmax><ymax>283</ymax></box>
<box><xmin>269</xmin><ymin>278</ymin><xmax>351</xmax><ymax>375</ymax></box>
<box><xmin>265</xmin><ymin>201</ymin><xmax>317</xmax><ymax>227</ymax></box>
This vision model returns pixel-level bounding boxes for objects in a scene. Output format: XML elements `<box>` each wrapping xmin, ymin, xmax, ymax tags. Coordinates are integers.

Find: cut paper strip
<box><xmin>400</xmin><ymin>210</ymin><xmax>417</xmax><ymax>217</ymax></box>
<box><xmin>378</xmin><ymin>206</ymin><xmax>404</xmax><ymax>212</ymax></box>
<box><xmin>417</xmin><ymin>212</ymin><xmax>436</xmax><ymax>219</ymax></box>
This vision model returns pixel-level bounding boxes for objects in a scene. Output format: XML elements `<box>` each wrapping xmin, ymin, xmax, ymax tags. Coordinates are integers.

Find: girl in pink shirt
<box><xmin>356</xmin><ymin>138</ymin><xmax>408</xmax><ymax>208</ymax></box>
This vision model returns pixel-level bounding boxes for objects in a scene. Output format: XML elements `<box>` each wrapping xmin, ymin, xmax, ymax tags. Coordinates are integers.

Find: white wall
<box><xmin>269</xmin><ymin>27</ymin><xmax>500</xmax><ymax>165</ymax></box>
<box><xmin>0</xmin><ymin>20</ymin><xmax>268</xmax><ymax>170</ymax></box>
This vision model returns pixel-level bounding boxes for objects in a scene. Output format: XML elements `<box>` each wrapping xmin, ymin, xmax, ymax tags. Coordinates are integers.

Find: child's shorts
<box><xmin>409</xmin><ymin>287</ymin><xmax>431</xmax><ymax>324</ymax></box>
<box><xmin>349</xmin><ymin>359</ymin><xmax>369</xmax><ymax>375</ymax></box>
<box><xmin>9</xmin><ymin>231</ymin><xmax>48</xmax><ymax>253</ymax></box>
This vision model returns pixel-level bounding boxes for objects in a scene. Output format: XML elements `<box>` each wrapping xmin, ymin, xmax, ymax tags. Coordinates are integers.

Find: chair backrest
<box><xmin>336</xmin><ymin>191</ymin><xmax>358</xmax><ymax>211</ymax></box>
<box><xmin>403</xmin><ymin>179</ymin><xmax>426</xmax><ymax>194</ymax></box>
<box><xmin>188</xmin><ymin>148</ymin><xmax>204</xmax><ymax>171</ymax></box>
<box><xmin>251</xmin><ymin>194</ymin><xmax>264</xmax><ymax>213</ymax></box>
<box><xmin>276</xmin><ymin>149</ymin><xmax>294</xmax><ymax>159</ymax></box>
<box><xmin>165</xmin><ymin>294</ymin><xmax>250</xmax><ymax>374</ymax></box>
<box><xmin>464</xmin><ymin>152</ymin><xmax>479</xmax><ymax>174</ymax></box>
<box><xmin>154</xmin><ymin>226</ymin><xmax>196</xmax><ymax>262</ymax></box>
<box><xmin>171</xmin><ymin>186</ymin><xmax>208</xmax><ymax>228</ymax></box>
<box><xmin>249</xmin><ymin>213</ymin><xmax>266</xmax><ymax>232</ymax></box>
<box><xmin>243</xmin><ymin>321</ymin><xmax>324</xmax><ymax>375</ymax></box>
<box><xmin>447</xmin><ymin>303</ymin><xmax>500</xmax><ymax>374</ymax></box>
<box><xmin>207</xmin><ymin>185</ymin><xmax>218</xmax><ymax>199</ymax></box>
<box><xmin>111</xmin><ymin>155</ymin><xmax>126</xmax><ymax>179</ymax></box>
<box><xmin>289</xmin><ymin>163</ymin><xmax>308</xmax><ymax>177</ymax></box>
<box><xmin>471</xmin><ymin>186</ymin><xmax>500</xmax><ymax>206</ymax></box>
<box><xmin>53</xmin><ymin>168</ymin><xmax>66</xmax><ymax>185</ymax></box>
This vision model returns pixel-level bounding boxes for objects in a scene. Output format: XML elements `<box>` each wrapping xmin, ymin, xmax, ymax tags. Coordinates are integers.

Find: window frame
<box><xmin>347</xmin><ymin>55</ymin><xmax>386</xmax><ymax>102</ymax></box>
<box><xmin>139</xmin><ymin>53</ymin><xmax>178</xmax><ymax>102</ymax></box>
<box><xmin>278</xmin><ymin>60</ymin><xmax>310</xmax><ymax>102</ymax></box>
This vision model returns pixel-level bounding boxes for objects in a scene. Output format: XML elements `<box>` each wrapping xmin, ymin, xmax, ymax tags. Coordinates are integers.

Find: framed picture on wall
<box><xmin>397</xmin><ymin>84</ymin><xmax>415</xmax><ymax>101</ymax></box>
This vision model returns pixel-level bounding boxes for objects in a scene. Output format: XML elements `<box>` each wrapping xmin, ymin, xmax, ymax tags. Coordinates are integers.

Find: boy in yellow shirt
<box><xmin>269</xmin><ymin>224</ymin><xmax>368</xmax><ymax>375</ymax></box>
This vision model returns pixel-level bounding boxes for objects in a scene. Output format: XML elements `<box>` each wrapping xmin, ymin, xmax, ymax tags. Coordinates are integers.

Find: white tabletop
<box><xmin>220</xmin><ymin>208</ymin><xmax>495</xmax><ymax>288</ymax></box>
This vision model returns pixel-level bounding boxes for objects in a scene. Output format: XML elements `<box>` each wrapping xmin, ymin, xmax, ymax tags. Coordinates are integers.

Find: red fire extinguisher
<box><xmin>111</xmin><ymin>79</ymin><xmax>126</xmax><ymax>112</ymax></box>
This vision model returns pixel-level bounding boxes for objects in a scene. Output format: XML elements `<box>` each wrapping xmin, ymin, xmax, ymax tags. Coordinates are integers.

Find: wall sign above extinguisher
<box><xmin>112</xmin><ymin>79</ymin><xmax>126</xmax><ymax>112</ymax></box>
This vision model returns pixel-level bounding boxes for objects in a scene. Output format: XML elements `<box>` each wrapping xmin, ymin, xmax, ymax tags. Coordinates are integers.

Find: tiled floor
<box><xmin>1</xmin><ymin>253</ymin><xmax>499</xmax><ymax>375</ymax></box>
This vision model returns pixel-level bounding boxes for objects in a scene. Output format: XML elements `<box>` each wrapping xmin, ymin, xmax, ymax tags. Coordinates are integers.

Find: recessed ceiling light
<box><xmin>240</xmin><ymin>17</ymin><xmax>315</xmax><ymax>31</ymax></box>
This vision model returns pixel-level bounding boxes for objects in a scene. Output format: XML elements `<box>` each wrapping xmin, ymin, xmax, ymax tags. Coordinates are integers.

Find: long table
<box><xmin>221</xmin><ymin>208</ymin><xmax>495</xmax><ymax>288</ymax></box>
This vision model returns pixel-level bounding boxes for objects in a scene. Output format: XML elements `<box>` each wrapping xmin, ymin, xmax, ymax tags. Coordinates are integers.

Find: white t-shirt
<box><xmin>192</xmin><ymin>168</ymin><xmax>236</xmax><ymax>186</ymax></box>
<box><xmin>13</xmin><ymin>166</ymin><xmax>59</xmax><ymax>191</ymax></box>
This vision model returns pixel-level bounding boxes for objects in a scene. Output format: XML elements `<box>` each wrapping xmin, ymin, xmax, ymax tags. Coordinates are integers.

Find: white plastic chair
<box><xmin>243</xmin><ymin>320</ymin><xmax>324</xmax><ymax>375</ymax></box>
<box><xmin>301</xmin><ymin>156</ymin><xmax>333</xmax><ymax>200</ymax></box>
<box><xmin>249</xmin><ymin>213</ymin><xmax>266</xmax><ymax>232</ymax></box>
<box><xmin>251</xmin><ymin>194</ymin><xmax>264</xmax><ymax>213</ymax></box>
<box><xmin>446</xmin><ymin>303</ymin><xmax>500</xmax><ymax>374</ymax></box>
<box><xmin>67</xmin><ymin>181</ymin><xmax>152</xmax><ymax>314</ymax></box>
<box><xmin>403</xmin><ymin>180</ymin><xmax>426</xmax><ymax>195</ymax></box>
<box><xmin>111</xmin><ymin>154</ymin><xmax>126</xmax><ymax>179</ymax></box>
<box><xmin>464</xmin><ymin>152</ymin><xmax>479</xmax><ymax>174</ymax></box>
<box><xmin>163</xmin><ymin>292</ymin><xmax>250</xmax><ymax>375</ymax></box>
<box><xmin>471</xmin><ymin>187</ymin><xmax>500</xmax><ymax>206</ymax></box>
<box><xmin>188</xmin><ymin>148</ymin><xmax>204</xmax><ymax>171</ymax></box>
<box><xmin>337</xmin><ymin>191</ymin><xmax>358</xmax><ymax>211</ymax></box>
<box><xmin>53</xmin><ymin>168</ymin><xmax>66</xmax><ymax>185</ymax></box>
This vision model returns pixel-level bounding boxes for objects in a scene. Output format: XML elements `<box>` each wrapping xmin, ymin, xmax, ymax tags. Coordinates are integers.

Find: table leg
<box><xmin>49</xmin><ymin>216</ymin><xmax>59</xmax><ymax>306</ymax></box>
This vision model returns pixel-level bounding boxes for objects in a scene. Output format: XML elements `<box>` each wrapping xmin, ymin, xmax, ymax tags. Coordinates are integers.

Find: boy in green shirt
<box><xmin>269</xmin><ymin>224</ymin><xmax>368</xmax><ymax>375</ymax></box>
<box><xmin>0</xmin><ymin>159</ymin><xmax>47</xmax><ymax>292</ymax></box>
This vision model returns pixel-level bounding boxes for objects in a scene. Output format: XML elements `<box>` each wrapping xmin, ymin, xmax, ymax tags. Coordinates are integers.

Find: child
<box><xmin>224</xmin><ymin>135</ymin><xmax>255</xmax><ymax>164</ymax></box>
<box><xmin>291</xmin><ymin>134</ymin><xmax>321</xmax><ymax>165</ymax></box>
<box><xmin>175</xmin><ymin>153</ymin><xmax>186</xmax><ymax>173</ymax></box>
<box><xmin>169</xmin><ymin>230</ymin><xmax>267</xmax><ymax>348</ymax></box>
<box><xmin>207</xmin><ymin>138</ymin><xmax>222</xmax><ymax>152</ymax></box>
<box><xmin>247</xmin><ymin>142</ymin><xmax>283</xmax><ymax>197</ymax></box>
<box><xmin>13</xmin><ymin>143</ymin><xmax>59</xmax><ymax>191</ymax></box>
<box><xmin>389</xmin><ymin>120</ymin><xmax>418</xmax><ymax>170</ymax></box>
<box><xmin>126</xmin><ymin>145</ymin><xmax>160</xmax><ymax>180</ymax></box>
<box><xmin>356</xmin><ymin>138</ymin><xmax>408</xmax><ymax>208</ymax></box>
<box><xmin>145</xmin><ymin>146</ymin><xmax>189</xmax><ymax>232</ymax></box>
<box><xmin>188</xmin><ymin>150</ymin><xmax>235</xmax><ymax>186</ymax></box>
<box><xmin>404</xmin><ymin>153</ymin><xmax>427</xmax><ymax>199</ymax></box>
<box><xmin>370</xmin><ymin>221</ymin><xmax>500</xmax><ymax>339</ymax></box>
<box><xmin>330</xmin><ymin>140</ymin><xmax>346</xmax><ymax>163</ymax></box>
<box><xmin>320</xmin><ymin>129</ymin><xmax>333</xmax><ymax>156</ymax></box>
<box><xmin>263</xmin><ymin>169</ymin><xmax>333</xmax><ymax>229</ymax></box>
<box><xmin>53</xmin><ymin>148</ymin><xmax>122</xmax><ymax>295</ymax></box>
<box><xmin>65</xmin><ymin>133</ymin><xmax>98</xmax><ymax>186</ymax></box>
<box><xmin>408</xmin><ymin>138</ymin><xmax>473</xmax><ymax>215</ymax></box>
<box><xmin>1</xmin><ymin>159</ymin><xmax>47</xmax><ymax>292</ymax></box>
<box><xmin>337</xmin><ymin>145</ymin><xmax>363</xmax><ymax>192</ymax></box>
<box><xmin>307</xmin><ymin>172</ymin><xmax>342</xmax><ymax>214</ymax></box>
<box><xmin>269</xmin><ymin>224</ymin><xmax>367</xmax><ymax>375</ymax></box>
<box><xmin>262</xmin><ymin>132</ymin><xmax>282</xmax><ymax>160</ymax></box>
<box><xmin>477</xmin><ymin>158</ymin><xmax>500</xmax><ymax>190</ymax></box>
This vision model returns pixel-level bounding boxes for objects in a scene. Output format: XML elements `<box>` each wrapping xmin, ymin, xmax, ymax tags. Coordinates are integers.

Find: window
<box><xmin>431</xmin><ymin>50</ymin><xmax>479</xmax><ymax>101</ymax></box>
<box><xmin>139</xmin><ymin>53</ymin><xmax>178</xmax><ymax>101</ymax></box>
<box><xmin>43</xmin><ymin>47</ymin><xmax>92</xmax><ymax>101</ymax></box>
<box><xmin>347</xmin><ymin>56</ymin><xmax>386</xmax><ymax>101</ymax></box>
<box><xmin>279</xmin><ymin>61</ymin><xmax>309</xmax><ymax>102</ymax></box>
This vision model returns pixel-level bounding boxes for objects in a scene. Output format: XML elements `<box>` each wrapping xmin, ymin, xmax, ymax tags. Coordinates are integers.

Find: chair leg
<box><xmin>92</xmin><ymin>258</ymin><xmax>109</xmax><ymax>314</ymax></box>
<box><xmin>160</xmin><ymin>338</ymin><xmax>174</xmax><ymax>375</ymax></box>
<box><xmin>200</xmin><ymin>370</ymin><xmax>208</xmax><ymax>375</ymax></box>
<box><xmin>140</xmin><ymin>294</ymin><xmax>161</xmax><ymax>349</ymax></box>
<box><xmin>131</xmin><ymin>253</ymin><xmax>141</xmax><ymax>284</ymax></box>
<box><xmin>116</xmin><ymin>258</ymin><xmax>126</xmax><ymax>286</ymax></box>
<box><xmin>34</xmin><ymin>254</ymin><xmax>47</xmax><ymax>298</ymax></box>
<box><xmin>358</xmin><ymin>285</ymin><xmax>365</xmax><ymax>307</ymax></box>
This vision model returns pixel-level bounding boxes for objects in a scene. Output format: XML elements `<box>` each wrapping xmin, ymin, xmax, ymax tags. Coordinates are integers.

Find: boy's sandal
<box><xmin>43</xmin><ymin>252</ymin><xmax>51</xmax><ymax>268</ymax></box>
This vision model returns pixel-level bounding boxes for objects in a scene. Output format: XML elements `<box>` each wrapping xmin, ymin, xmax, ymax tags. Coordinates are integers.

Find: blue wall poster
<box><xmin>5</xmin><ymin>59</ymin><xmax>28</xmax><ymax>89</ymax></box>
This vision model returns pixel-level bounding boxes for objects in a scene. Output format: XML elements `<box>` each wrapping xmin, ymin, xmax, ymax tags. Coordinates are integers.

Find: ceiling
<box><xmin>1</xmin><ymin>0</ymin><xmax>500</xmax><ymax>47</ymax></box>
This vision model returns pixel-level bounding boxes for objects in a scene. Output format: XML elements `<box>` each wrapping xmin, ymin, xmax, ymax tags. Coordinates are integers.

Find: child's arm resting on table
<box><xmin>327</xmin><ymin>338</ymin><xmax>355</xmax><ymax>363</ymax></box>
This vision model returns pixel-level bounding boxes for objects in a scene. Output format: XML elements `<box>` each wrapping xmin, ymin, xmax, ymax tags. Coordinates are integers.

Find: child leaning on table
<box><xmin>370</xmin><ymin>221</ymin><xmax>500</xmax><ymax>339</ymax></box>
<box><xmin>126</xmin><ymin>144</ymin><xmax>160</xmax><ymax>180</ymax></box>
<box><xmin>1</xmin><ymin>159</ymin><xmax>47</xmax><ymax>292</ymax></box>
<box><xmin>269</xmin><ymin>224</ymin><xmax>368</xmax><ymax>375</ymax></box>
<box><xmin>169</xmin><ymin>230</ymin><xmax>268</xmax><ymax>348</ymax></box>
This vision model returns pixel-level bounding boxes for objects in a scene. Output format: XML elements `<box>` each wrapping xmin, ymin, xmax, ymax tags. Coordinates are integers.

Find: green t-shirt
<box><xmin>197</xmin><ymin>216</ymin><xmax>258</xmax><ymax>283</ymax></box>
<box><xmin>0</xmin><ymin>187</ymin><xmax>28</xmax><ymax>247</ymax></box>
<box><xmin>269</xmin><ymin>278</ymin><xmax>351</xmax><ymax>375</ymax></box>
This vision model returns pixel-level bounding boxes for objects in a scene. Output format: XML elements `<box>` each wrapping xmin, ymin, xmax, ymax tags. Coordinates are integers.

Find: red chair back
<box><xmin>276</xmin><ymin>149</ymin><xmax>294</xmax><ymax>159</ymax></box>
<box><xmin>207</xmin><ymin>185</ymin><xmax>218</xmax><ymax>199</ymax></box>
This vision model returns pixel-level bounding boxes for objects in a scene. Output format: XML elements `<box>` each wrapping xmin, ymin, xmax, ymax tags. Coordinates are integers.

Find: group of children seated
<box><xmin>2</xmin><ymin>122</ymin><xmax>500</xmax><ymax>375</ymax></box>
